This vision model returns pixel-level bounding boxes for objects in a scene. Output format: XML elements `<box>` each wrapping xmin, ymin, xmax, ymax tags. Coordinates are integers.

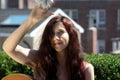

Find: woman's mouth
<box><xmin>54</xmin><ymin>42</ymin><xmax>62</xmax><ymax>46</ymax></box>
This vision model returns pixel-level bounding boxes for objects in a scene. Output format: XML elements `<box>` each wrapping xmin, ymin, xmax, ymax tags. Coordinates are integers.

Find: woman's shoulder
<box><xmin>83</xmin><ymin>61</ymin><xmax>94</xmax><ymax>70</ymax></box>
<box><xmin>80</xmin><ymin>61</ymin><xmax>94</xmax><ymax>73</ymax></box>
<box><xmin>83</xmin><ymin>61</ymin><xmax>94</xmax><ymax>80</ymax></box>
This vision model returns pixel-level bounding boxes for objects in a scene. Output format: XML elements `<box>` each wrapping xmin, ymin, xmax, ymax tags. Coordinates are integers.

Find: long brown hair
<box><xmin>36</xmin><ymin>15</ymin><xmax>85</xmax><ymax>80</ymax></box>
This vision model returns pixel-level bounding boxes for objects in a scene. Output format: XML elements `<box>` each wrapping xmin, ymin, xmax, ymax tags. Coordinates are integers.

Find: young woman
<box><xmin>2</xmin><ymin>6</ymin><xmax>94</xmax><ymax>80</ymax></box>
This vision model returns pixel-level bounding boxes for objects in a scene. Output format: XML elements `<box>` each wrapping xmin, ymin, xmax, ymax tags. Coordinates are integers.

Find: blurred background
<box><xmin>0</xmin><ymin>0</ymin><xmax>120</xmax><ymax>54</ymax></box>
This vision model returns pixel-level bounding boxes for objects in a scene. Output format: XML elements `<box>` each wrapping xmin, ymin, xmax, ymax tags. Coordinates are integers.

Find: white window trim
<box><xmin>1</xmin><ymin>0</ymin><xmax>7</xmax><ymax>9</ymax></box>
<box><xmin>19</xmin><ymin>0</ymin><xmax>24</xmax><ymax>9</ymax></box>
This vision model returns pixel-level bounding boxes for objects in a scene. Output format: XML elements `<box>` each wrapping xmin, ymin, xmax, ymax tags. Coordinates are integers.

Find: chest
<box><xmin>56</xmin><ymin>65</ymin><xmax>68</xmax><ymax>80</ymax></box>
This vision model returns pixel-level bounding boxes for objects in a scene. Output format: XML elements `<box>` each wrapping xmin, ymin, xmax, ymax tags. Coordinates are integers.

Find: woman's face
<box><xmin>51</xmin><ymin>22</ymin><xmax>69</xmax><ymax>53</ymax></box>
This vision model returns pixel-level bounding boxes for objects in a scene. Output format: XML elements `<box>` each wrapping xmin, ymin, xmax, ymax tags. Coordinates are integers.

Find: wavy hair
<box><xmin>36</xmin><ymin>15</ymin><xmax>85</xmax><ymax>80</ymax></box>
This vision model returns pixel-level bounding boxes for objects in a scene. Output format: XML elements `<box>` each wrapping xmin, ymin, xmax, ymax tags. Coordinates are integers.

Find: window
<box><xmin>97</xmin><ymin>40</ymin><xmax>105</xmax><ymax>53</ymax></box>
<box><xmin>89</xmin><ymin>10</ymin><xmax>106</xmax><ymax>28</ymax></box>
<box><xmin>112</xmin><ymin>38</ymin><xmax>120</xmax><ymax>51</ymax></box>
<box><xmin>7</xmin><ymin>0</ymin><xmax>19</xmax><ymax>8</ymax></box>
<box><xmin>117</xmin><ymin>9</ymin><xmax>120</xmax><ymax>28</ymax></box>
<box><xmin>0</xmin><ymin>0</ymin><xmax>27</xmax><ymax>9</ymax></box>
<box><xmin>64</xmin><ymin>9</ymin><xmax>78</xmax><ymax>22</ymax></box>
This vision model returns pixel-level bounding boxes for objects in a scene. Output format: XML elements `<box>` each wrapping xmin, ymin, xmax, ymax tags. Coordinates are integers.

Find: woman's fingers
<box><xmin>29</xmin><ymin>6</ymin><xmax>51</xmax><ymax>23</ymax></box>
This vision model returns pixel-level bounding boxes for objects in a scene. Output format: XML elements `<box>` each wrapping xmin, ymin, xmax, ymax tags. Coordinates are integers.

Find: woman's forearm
<box><xmin>2</xmin><ymin>18</ymin><xmax>35</xmax><ymax>52</ymax></box>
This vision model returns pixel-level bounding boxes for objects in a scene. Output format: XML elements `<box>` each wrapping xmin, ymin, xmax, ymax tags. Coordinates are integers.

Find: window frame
<box><xmin>64</xmin><ymin>9</ymin><xmax>79</xmax><ymax>22</ymax></box>
<box><xmin>89</xmin><ymin>9</ymin><xmax>106</xmax><ymax>29</ymax></box>
<box><xmin>97</xmin><ymin>40</ymin><xmax>105</xmax><ymax>53</ymax></box>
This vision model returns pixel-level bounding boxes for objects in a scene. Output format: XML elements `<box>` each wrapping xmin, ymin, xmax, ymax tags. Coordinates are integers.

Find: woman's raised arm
<box><xmin>2</xmin><ymin>6</ymin><xmax>51</xmax><ymax>66</ymax></box>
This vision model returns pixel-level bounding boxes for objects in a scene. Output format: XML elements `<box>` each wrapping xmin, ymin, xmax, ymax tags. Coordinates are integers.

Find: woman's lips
<box><xmin>54</xmin><ymin>42</ymin><xmax>62</xmax><ymax>46</ymax></box>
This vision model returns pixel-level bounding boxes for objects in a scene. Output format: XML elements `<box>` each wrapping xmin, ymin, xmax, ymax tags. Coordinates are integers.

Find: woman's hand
<box><xmin>29</xmin><ymin>6</ymin><xmax>52</xmax><ymax>25</ymax></box>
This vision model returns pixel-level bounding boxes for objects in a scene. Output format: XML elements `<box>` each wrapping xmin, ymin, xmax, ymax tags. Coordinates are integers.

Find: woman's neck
<box><xmin>57</xmin><ymin>51</ymin><xmax>66</xmax><ymax>65</ymax></box>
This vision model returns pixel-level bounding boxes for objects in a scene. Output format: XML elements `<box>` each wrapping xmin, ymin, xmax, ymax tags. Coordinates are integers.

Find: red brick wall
<box><xmin>26</xmin><ymin>0</ymin><xmax>120</xmax><ymax>53</ymax></box>
<box><xmin>54</xmin><ymin>1</ymin><xmax>120</xmax><ymax>53</ymax></box>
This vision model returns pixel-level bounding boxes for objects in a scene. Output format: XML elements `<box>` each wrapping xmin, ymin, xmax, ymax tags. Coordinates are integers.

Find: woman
<box><xmin>2</xmin><ymin>6</ymin><xmax>94</xmax><ymax>80</ymax></box>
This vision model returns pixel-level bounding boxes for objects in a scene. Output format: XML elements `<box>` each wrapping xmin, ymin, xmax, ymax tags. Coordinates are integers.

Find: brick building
<box><xmin>0</xmin><ymin>0</ymin><xmax>120</xmax><ymax>53</ymax></box>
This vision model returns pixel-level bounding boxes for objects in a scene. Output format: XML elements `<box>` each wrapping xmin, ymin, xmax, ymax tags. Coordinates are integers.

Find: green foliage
<box><xmin>85</xmin><ymin>53</ymin><xmax>120</xmax><ymax>80</ymax></box>
<box><xmin>0</xmin><ymin>51</ymin><xmax>33</xmax><ymax>79</ymax></box>
<box><xmin>0</xmin><ymin>51</ymin><xmax>120</xmax><ymax>80</ymax></box>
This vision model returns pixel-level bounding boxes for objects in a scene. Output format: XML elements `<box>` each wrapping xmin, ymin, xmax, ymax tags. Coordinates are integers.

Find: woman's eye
<box><xmin>58</xmin><ymin>30</ymin><xmax>64</xmax><ymax>34</ymax></box>
<box><xmin>60</xmin><ymin>30</ymin><xmax>64</xmax><ymax>33</ymax></box>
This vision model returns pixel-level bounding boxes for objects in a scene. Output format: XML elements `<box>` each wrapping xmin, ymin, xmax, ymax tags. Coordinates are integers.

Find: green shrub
<box><xmin>85</xmin><ymin>53</ymin><xmax>120</xmax><ymax>80</ymax></box>
<box><xmin>0</xmin><ymin>51</ymin><xmax>32</xmax><ymax>79</ymax></box>
<box><xmin>0</xmin><ymin>51</ymin><xmax>120</xmax><ymax>80</ymax></box>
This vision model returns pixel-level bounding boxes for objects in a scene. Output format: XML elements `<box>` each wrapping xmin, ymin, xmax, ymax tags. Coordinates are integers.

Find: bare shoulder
<box><xmin>83</xmin><ymin>61</ymin><xmax>94</xmax><ymax>80</ymax></box>
<box><xmin>84</xmin><ymin>61</ymin><xmax>94</xmax><ymax>70</ymax></box>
